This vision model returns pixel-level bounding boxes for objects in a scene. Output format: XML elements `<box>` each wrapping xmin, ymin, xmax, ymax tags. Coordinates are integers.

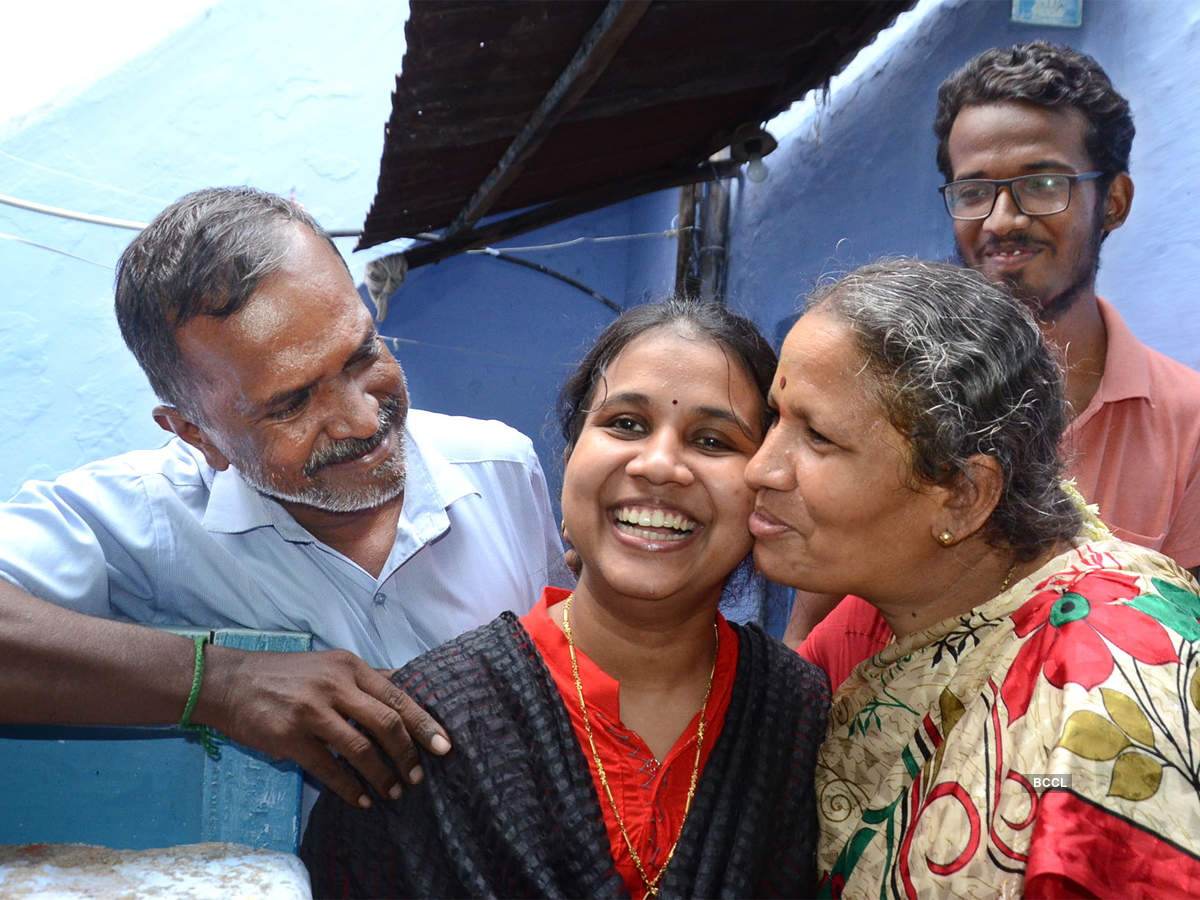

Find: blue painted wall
<box><xmin>725</xmin><ymin>0</ymin><xmax>1200</xmax><ymax>371</ymax></box>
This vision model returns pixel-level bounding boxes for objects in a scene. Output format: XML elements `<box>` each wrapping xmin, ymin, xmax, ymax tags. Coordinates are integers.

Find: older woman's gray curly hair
<box><xmin>808</xmin><ymin>258</ymin><xmax>1081</xmax><ymax>561</ymax></box>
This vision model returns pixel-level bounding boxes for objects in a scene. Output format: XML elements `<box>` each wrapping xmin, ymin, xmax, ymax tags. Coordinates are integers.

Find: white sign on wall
<box><xmin>1011</xmin><ymin>0</ymin><xmax>1082</xmax><ymax>28</ymax></box>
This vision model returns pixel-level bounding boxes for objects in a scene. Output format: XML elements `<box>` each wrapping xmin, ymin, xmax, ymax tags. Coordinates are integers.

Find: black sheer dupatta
<box><xmin>302</xmin><ymin>612</ymin><xmax>829</xmax><ymax>899</ymax></box>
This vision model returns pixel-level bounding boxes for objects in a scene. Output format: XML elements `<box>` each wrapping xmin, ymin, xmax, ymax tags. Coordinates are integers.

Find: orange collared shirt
<box><xmin>1063</xmin><ymin>298</ymin><xmax>1200</xmax><ymax>569</ymax></box>
<box><xmin>522</xmin><ymin>586</ymin><xmax>738</xmax><ymax>899</ymax></box>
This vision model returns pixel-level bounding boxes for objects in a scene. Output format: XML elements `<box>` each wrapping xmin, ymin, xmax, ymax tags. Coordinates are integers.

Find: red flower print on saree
<box><xmin>1003</xmin><ymin>567</ymin><xmax>1179</xmax><ymax>721</ymax></box>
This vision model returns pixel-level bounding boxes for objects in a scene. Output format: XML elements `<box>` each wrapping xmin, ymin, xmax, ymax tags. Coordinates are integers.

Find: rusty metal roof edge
<box><xmin>359</xmin><ymin>0</ymin><xmax>915</xmax><ymax>252</ymax></box>
<box><xmin>446</xmin><ymin>0</ymin><xmax>650</xmax><ymax>237</ymax></box>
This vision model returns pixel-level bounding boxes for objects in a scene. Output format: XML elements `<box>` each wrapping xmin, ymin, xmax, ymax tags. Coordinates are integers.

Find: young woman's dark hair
<box><xmin>558</xmin><ymin>297</ymin><xmax>778</xmax><ymax>457</ymax></box>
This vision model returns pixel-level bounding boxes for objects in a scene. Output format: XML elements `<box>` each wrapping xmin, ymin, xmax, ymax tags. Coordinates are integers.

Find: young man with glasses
<box><xmin>791</xmin><ymin>42</ymin><xmax>1200</xmax><ymax>687</ymax></box>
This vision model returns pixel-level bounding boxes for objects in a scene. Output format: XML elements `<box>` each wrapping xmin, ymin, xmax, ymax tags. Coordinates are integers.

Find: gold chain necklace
<box><xmin>885</xmin><ymin>561</ymin><xmax>1020</xmax><ymax>648</ymax></box>
<box><xmin>999</xmin><ymin>561</ymin><xmax>1018</xmax><ymax>594</ymax></box>
<box><xmin>561</xmin><ymin>594</ymin><xmax>717</xmax><ymax>899</ymax></box>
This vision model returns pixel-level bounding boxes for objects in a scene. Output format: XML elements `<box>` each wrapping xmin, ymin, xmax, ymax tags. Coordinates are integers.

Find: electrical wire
<box><xmin>0</xmin><ymin>190</ymin><xmax>689</xmax><ymax>314</ymax></box>
<box><xmin>401</xmin><ymin>231</ymin><xmax>661</xmax><ymax>315</ymax></box>
<box><xmin>460</xmin><ymin>228</ymin><xmax>694</xmax><ymax>314</ymax></box>
<box><xmin>473</xmin><ymin>247</ymin><xmax>621</xmax><ymax>313</ymax></box>
<box><xmin>0</xmin><ymin>149</ymin><xmax>168</xmax><ymax>204</ymax></box>
<box><xmin>480</xmin><ymin>228</ymin><xmax>687</xmax><ymax>253</ymax></box>
<box><xmin>381</xmin><ymin>333</ymin><xmax>572</xmax><ymax>366</ymax></box>
<box><xmin>0</xmin><ymin>192</ymin><xmax>147</xmax><ymax>230</ymax></box>
<box><xmin>0</xmin><ymin>231</ymin><xmax>112</xmax><ymax>269</ymax></box>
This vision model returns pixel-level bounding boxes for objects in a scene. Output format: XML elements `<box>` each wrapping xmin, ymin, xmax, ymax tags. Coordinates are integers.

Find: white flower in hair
<box><xmin>1061</xmin><ymin>479</ymin><xmax>1113</xmax><ymax>541</ymax></box>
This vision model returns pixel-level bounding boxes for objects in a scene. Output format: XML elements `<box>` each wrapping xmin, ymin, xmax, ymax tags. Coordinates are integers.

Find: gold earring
<box><xmin>937</xmin><ymin>530</ymin><xmax>954</xmax><ymax>546</ymax></box>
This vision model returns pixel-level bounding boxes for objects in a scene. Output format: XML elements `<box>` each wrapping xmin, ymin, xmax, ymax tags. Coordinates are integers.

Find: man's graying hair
<box><xmin>934</xmin><ymin>41</ymin><xmax>1134</xmax><ymax>187</ymax></box>
<box><xmin>115</xmin><ymin>186</ymin><xmax>341</xmax><ymax>418</ymax></box>
<box><xmin>808</xmin><ymin>259</ymin><xmax>1081</xmax><ymax>561</ymax></box>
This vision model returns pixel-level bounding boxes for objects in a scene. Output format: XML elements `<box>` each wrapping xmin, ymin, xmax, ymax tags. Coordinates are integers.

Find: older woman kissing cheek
<box><xmin>747</xmin><ymin>259</ymin><xmax>1200</xmax><ymax>898</ymax></box>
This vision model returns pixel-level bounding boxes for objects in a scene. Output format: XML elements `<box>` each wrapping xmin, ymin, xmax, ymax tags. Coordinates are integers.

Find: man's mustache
<box><xmin>303</xmin><ymin>395</ymin><xmax>405</xmax><ymax>477</ymax></box>
<box><xmin>980</xmin><ymin>234</ymin><xmax>1045</xmax><ymax>253</ymax></box>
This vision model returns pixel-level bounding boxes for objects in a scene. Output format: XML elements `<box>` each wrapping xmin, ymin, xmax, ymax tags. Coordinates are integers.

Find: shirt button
<box><xmin>372</xmin><ymin>591</ymin><xmax>386</xmax><ymax>605</ymax></box>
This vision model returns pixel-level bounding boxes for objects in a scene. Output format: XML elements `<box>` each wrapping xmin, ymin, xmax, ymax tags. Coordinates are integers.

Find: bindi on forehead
<box><xmin>672</xmin><ymin>399</ymin><xmax>678</xmax><ymax>405</ymax></box>
<box><xmin>779</xmin><ymin>376</ymin><xmax>787</xmax><ymax>389</ymax></box>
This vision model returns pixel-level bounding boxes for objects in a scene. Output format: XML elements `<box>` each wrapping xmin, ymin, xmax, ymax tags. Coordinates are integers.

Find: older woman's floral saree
<box><xmin>817</xmin><ymin>539</ymin><xmax>1200</xmax><ymax>898</ymax></box>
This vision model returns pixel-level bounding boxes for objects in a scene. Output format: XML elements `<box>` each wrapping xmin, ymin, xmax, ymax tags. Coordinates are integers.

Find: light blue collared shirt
<box><xmin>0</xmin><ymin>409</ymin><xmax>572</xmax><ymax>667</ymax></box>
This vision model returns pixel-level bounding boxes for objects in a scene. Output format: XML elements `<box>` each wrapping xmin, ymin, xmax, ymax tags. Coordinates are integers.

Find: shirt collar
<box><xmin>202</xmin><ymin>463</ymin><xmax>313</xmax><ymax>541</ymax></box>
<box><xmin>395</xmin><ymin>412</ymin><xmax>479</xmax><ymax>537</ymax></box>
<box><xmin>1091</xmin><ymin>296</ymin><xmax>1151</xmax><ymax>405</ymax></box>
<box><xmin>201</xmin><ymin>413</ymin><xmax>479</xmax><ymax>541</ymax></box>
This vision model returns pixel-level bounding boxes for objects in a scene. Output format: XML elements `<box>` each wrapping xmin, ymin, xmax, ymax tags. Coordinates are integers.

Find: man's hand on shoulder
<box><xmin>196</xmin><ymin>646</ymin><xmax>451</xmax><ymax>808</ymax></box>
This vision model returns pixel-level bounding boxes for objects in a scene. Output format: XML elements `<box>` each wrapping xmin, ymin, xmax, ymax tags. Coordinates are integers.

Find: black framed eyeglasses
<box><xmin>939</xmin><ymin>171</ymin><xmax>1103</xmax><ymax>220</ymax></box>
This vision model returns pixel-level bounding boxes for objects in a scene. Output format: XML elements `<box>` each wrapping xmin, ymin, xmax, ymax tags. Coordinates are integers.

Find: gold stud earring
<box><xmin>937</xmin><ymin>530</ymin><xmax>955</xmax><ymax>546</ymax></box>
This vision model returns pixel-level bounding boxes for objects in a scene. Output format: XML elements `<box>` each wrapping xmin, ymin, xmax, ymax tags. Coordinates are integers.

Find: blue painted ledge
<box><xmin>0</xmin><ymin>628</ymin><xmax>311</xmax><ymax>854</ymax></box>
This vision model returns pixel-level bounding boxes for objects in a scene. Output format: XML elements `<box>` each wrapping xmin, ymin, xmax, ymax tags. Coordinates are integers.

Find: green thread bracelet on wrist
<box><xmin>180</xmin><ymin>634</ymin><xmax>221</xmax><ymax>759</ymax></box>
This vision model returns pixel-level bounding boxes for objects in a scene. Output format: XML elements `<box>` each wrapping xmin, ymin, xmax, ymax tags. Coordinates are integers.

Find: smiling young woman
<box><xmin>301</xmin><ymin>298</ymin><xmax>830</xmax><ymax>899</ymax></box>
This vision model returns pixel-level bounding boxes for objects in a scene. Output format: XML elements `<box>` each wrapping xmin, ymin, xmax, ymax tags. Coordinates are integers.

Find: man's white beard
<box><xmin>231</xmin><ymin>392</ymin><xmax>409</xmax><ymax>513</ymax></box>
<box><xmin>244</xmin><ymin>442</ymin><xmax>407</xmax><ymax>513</ymax></box>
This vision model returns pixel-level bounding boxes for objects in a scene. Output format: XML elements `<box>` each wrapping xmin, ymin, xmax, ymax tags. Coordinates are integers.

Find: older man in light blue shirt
<box><xmin>0</xmin><ymin>408</ymin><xmax>569</xmax><ymax>668</ymax></box>
<box><xmin>0</xmin><ymin>187</ymin><xmax>569</xmax><ymax>809</ymax></box>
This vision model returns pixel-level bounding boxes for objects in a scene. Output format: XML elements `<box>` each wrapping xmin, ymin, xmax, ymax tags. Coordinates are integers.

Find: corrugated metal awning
<box><xmin>358</xmin><ymin>0</ymin><xmax>912</xmax><ymax>267</ymax></box>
